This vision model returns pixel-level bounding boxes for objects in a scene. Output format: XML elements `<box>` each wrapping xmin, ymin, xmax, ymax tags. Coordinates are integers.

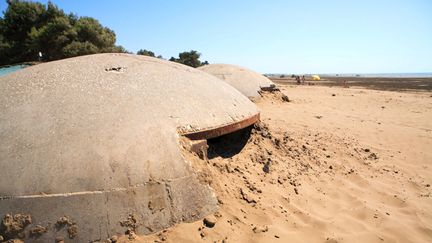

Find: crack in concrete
<box><xmin>0</xmin><ymin>176</ymin><xmax>192</xmax><ymax>200</ymax></box>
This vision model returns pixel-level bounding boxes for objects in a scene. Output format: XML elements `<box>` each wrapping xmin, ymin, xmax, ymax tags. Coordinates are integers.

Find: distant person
<box><xmin>301</xmin><ymin>75</ymin><xmax>305</xmax><ymax>84</ymax></box>
<box><xmin>296</xmin><ymin>75</ymin><xmax>301</xmax><ymax>84</ymax></box>
<box><xmin>38</xmin><ymin>51</ymin><xmax>43</xmax><ymax>62</ymax></box>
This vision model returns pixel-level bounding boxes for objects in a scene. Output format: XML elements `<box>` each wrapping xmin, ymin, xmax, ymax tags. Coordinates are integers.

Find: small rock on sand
<box><xmin>253</xmin><ymin>225</ymin><xmax>268</xmax><ymax>233</ymax></box>
<box><xmin>263</xmin><ymin>161</ymin><xmax>270</xmax><ymax>173</ymax></box>
<box><xmin>110</xmin><ymin>235</ymin><xmax>118</xmax><ymax>242</ymax></box>
<box><xmin>203</xmin><ymin>215</ymin><xmax>217</xmax><ymax>228</ymax></box>
<box><xmin>240</xmin><ymin>188</ymin><xmax>257</xmax><ymax>204</ymax></box>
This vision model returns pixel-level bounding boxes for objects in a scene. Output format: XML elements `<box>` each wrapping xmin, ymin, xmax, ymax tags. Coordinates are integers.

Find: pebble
<box><xmin>263</xmin><ymin>162</ymin><xmax>270</xmax><ymax>173</ymax></box>
<box><xmin>240</xmin><ymin>188</ymin><xmax>257</xmax><ymax>204</ymax></box>
<box><xmin>253</xmin><ymin>225</ymin><xmax>268</xmax><ymax>233</ymax></box>
<box><xmin>110</xmin><ymin>235</ymin><xmax>118</xmax><ymax>242</ymax></box>
<box><xmin>203</xmin><ymin>215</ymin><xmax>217</xmax><ymax>228</ymax></box>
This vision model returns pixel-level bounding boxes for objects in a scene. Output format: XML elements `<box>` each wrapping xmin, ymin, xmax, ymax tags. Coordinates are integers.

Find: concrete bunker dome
<box><xmin>0</xmin><ymin>53</ymin><xmax>259</xmax><ymax>242</ymax></box>
<box><xmin>198</xmin><ymin>63</ymin><xmax>276</xmax><ymax>98</ymax></box>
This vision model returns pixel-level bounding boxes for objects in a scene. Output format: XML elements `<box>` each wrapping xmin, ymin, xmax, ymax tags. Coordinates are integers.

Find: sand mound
<box><xmin>254</xmin><ymin>88</ymin><xmax>290</xmax><ymax>103</ymax></box>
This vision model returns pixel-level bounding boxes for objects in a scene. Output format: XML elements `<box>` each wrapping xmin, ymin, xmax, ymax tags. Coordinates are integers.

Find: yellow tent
<box><xmin>311</xmin><ymin>75</ymin><xmax>320</xmax><ymax>81</ymax></box>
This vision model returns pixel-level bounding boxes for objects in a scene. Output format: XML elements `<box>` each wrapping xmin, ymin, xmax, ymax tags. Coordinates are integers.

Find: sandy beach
<box><xmin>118</xmin><ymin>84</ymin><xmax>432</xmax><ymax>243</ymax></box>
<box><xmin>1</xmin><ymin>1</ymin><xmax>430</xmax><ymax>242</ymax></box>
<box><xmin>271</xmin><ymin>76</ymin><xmax>432</xmax><ymax>92</ymax></box>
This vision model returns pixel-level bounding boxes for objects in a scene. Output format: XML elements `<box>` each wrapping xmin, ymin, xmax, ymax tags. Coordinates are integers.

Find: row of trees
<box><xmin>137</xmin><ymin>49</ymin><xmax>209</xmax><ymax>68</ymax></box>
<box><xmin>0</xmin><ymin>0</ymin><xmax>126</xmax><ymax>65</ymax></box>
<box><xmin>0</xmin><ymin>1</ymin><xmax>209</xmax><ymax>68</ymax></box>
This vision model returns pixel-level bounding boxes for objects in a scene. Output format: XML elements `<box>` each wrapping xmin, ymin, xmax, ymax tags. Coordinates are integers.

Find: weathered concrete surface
<box><xmin>198</xmin><ymin>64</ymin><xmax>275</xmax><ymax>98</ymax></box>
<box><xmin>0</xmin><ymin>53</ymin><xmax>259</xmax><ymax>242</ymax></box>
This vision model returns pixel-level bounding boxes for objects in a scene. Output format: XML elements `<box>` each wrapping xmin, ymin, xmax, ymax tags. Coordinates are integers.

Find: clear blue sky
<box><xmin>1</xmin><ymin>0</ymin><xmax>431</xmax><ymax>73</ymax></box>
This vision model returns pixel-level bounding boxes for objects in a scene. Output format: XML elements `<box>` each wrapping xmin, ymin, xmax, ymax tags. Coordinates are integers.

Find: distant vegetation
<box><xmin>0</xmin><ymin>0</ymin><xmax>127</xmax><ymax>65</ymax></box>
<box><xmin>169</xmin><ymin>50</ymin><xmax>209</xmax><ymax>68</ymax></box>
<box><xmin>0</xmin><ymin>1</ymin><xmax>209</xmax><ymax>68</ymax></box>
<box><xmin>136</xmin><ymin>49</ymin><xmax>163</xmax><ymax>59</ymax></box>
<box><xmin>137</xmin><ymin>49</ymin><xmax>155</xmax><ymax>57</ymax></box>
<box><xmin>137</xmin><ymin>49</ymin><xmax>209</xmax><ymax>68</ymax></box>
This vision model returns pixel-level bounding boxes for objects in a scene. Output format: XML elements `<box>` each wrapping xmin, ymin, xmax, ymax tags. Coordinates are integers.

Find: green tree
<box><xmin>169</xmin><ymin>50</ymin><xmax>209</xmax><ymax>68</ymax></box>
<box><xmin>137</xmin><ymin>49</ymin><xmax>155</xmax><ymax>57</ymax></box>
<box><xmin>62</xmin><ymin>41</ymin><xmax>98</xmax><ymax>57</ymax></box>
<box><xmin>29</xmin><ymin>16</ymin><xmax>77</xmax><ymax>60</ymax></box>
<box><xmin>43</xmin><ymin>1</ymin><xmax>65</xmax><ymax>23</ymax></box>
<box><xmin>1</xmin><ymin>0</ymin><xmax>46</xmax><ymax>62</ymax></box>
<box><xmin>1</xmin><ymin>0</ymin><xmax>45</xmax><ymax>42</ymax></box>
<box><xmin>0</xmin><ymin>33</ymin><xmax>12</xmax><ymax>64</ymax></box>
<box><xmin>105</xmin><ymin>45</ymin><xmax>130</xmax><ymax>54</ymax></box>
<box><xmin>74</xmin><ymin>17</ymin><xmax>116</xmax><ymax>50</ymax></box>
<box><xmin>0</xmin><ymin>0</ymin><xmax>127</xmax><ymax>65</ymax></box>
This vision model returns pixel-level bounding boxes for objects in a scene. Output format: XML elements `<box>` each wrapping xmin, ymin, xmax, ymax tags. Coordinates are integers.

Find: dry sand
<box><xmin>118</xmin><ymin>85</ymin><xmax>432</xmax><ymax>243</ymax></box>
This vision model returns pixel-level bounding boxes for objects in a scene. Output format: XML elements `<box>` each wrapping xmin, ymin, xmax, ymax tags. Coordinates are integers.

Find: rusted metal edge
<box><xmin>181</xmin><ymin>113</ymin><xmax>260</xmax><ymax>140</ymax></box>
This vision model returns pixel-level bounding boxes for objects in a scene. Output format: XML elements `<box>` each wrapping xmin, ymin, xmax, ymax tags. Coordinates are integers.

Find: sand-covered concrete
<box><xmin>0</xmin><ymin>53</ymin><xmax>260</xmax><ymax>242</ymax></box>
<box><xmin>199</xmin><ymin>64</ymin><xmax>275</xmax><ymax>98</ymax></box>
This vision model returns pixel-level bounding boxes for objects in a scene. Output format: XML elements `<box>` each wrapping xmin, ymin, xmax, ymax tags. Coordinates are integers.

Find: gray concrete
<box><xmin>198</xmin><ymin>64</ymin><xmax>275</xmax><ymax>98</ymax></box>
<box><xmin>0</xmin><ymin>53</ymin><xmax>259</xmax><ymax>242</ymax></box>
